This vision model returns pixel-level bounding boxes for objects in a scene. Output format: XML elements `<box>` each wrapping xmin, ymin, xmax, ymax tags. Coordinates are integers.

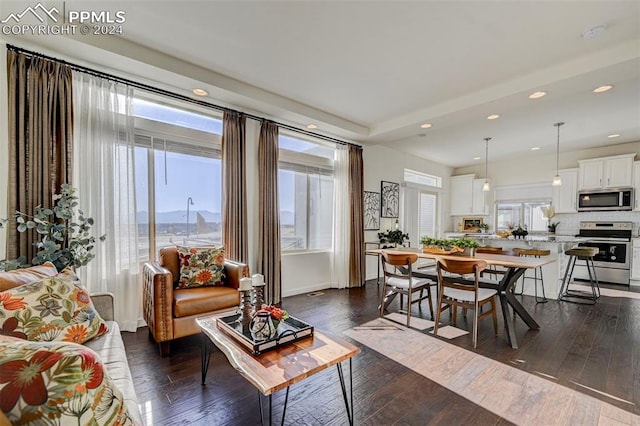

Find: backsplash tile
<box><xmin>555</xmin><ymin>211</ymin><xmax>640</xmax><ymax>237</ymax></box>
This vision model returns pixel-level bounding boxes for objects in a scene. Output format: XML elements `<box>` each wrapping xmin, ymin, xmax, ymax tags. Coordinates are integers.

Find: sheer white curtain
<box><xmin>331</xmin><ymin>144</ymin><xmax>350</xmax><ymax>288</ymax></box>
<box><xmin>72</xmin><ymin>73</ymin><xmax>141</xmax><ymax>332</ymax></box>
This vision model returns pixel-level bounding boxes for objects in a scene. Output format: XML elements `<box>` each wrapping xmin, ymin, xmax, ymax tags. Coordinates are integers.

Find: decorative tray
<box><xmin>216</xmin><ymin>313</ymin><xmax>314</xmax><ymax>356</ymax></box>
<box><xmin>422</xmin><ymin>246</ymin><xmax>463</xmax><ymax>255</ymax></box>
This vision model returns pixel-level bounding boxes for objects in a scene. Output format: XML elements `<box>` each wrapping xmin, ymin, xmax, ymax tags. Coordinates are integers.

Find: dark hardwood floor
<box><xmin>123</xmin><ymin>281</ymin><xmax>640</xmax><ymax>425</ymax></box>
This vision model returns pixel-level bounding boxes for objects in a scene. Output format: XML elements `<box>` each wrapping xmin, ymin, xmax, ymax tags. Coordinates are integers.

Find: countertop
<box><xmin>447</xmin><ymin>233</ymin><xmax>591</xmax><ymax>243</ymax></box>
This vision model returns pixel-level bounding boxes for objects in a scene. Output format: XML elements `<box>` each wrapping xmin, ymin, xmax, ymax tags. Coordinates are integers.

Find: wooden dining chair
<box><xmin>380</xmin><ymin>252</ymin><xmax>435</xmax><ymax>327</ymax></box>
<box><xmin>477</xmin><ymin>246</ymin><xmax>505</xmax><ymax>281</ymax></box>
<box><xmin>434</xmin><ymin>257</ymin><xmax>498</xmax><ymax>348</ymax></box>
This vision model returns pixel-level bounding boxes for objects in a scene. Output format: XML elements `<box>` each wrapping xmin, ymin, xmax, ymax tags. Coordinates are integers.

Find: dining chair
<box><xmin>476</xmin><ymin>246</ymin><xmax>505</xmax><ymax>281</ymax></box>
<box><xmin>434</xmin><ymin>257</ymin><xmax>498</xmax><ymax>348</ymax></box>
<box><xmin>380</xmin><ymin>252</ymin><xmax>435</xmax><ymax>327</ymax></box>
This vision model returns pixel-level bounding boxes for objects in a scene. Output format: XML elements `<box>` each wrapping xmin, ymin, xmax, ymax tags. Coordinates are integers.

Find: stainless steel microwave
<box><xmin>577</xmin><ymin>187</ymin><xmax>634</xmax><ymax>211</ymax></box>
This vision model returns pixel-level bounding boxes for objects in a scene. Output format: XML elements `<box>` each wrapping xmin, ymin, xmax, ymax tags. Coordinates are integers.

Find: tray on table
<box><xmin>216</xmin><ymin>313</ymin><xmax>314</xmax><ymax>356</ymax></box>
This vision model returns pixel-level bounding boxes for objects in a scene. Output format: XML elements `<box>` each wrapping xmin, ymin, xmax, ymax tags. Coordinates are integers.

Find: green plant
<box><xmin>378</xmin><ymin>229</ymin><xmax>409</xmax><ymax>245</ymax></box>
<box><xmin>419</xmin><ymin>236</ymin><xmax>451</xmax><ymax>248</ymax></box>
<box><xmin>12</xmin><ymin>184</ymin><xmax>105</xmax><ymax>271</ymax></box>
<box><xmin>478</xmin><ymin>223</ymin><xmax>490</xmax><ymax>231</ymax></box>
<box><xmin>449</xmin><ymin>237</ymin><xmax>480</xmax><ymax>249</ymax></box>
<box><xmin>548</xmin><ymin>221</ymin><xmax>560</xmax><ymax>230</ymax></box>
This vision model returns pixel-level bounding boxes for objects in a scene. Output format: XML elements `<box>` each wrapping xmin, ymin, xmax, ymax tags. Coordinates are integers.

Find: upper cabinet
<box><xmin>578</xmin><ymin>154</ymin><xmax>635</xmax><ymax>190</ymax></box>
<box><xmin>450</xmin><ymin>174</ymin><xmax>488</xmax><ymax>216</ymax></box>
<box><xmin>450</xmin><ymin>174</ymin><xmax>474</xmax><ymax>216</ymax></box>
<box><xmin>634</xmin><ymin>162</ymin><xmax>640</xmax><ymax>211</ymax></box>
<box><xmin>552</xmin><ymin>168</ymin><xmax>578</xmax><ymax>213</ymax></box>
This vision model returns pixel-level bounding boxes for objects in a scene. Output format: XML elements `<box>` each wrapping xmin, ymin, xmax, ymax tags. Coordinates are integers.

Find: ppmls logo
<box><xmin>1</xmin><ymin>2</ymin><xmax>59</xmax><ymax>24</ymax></box>
<box><xmin>2</xmin><ymin>2</ymin><xmax>126</xmax><ymax>36</ymax></box>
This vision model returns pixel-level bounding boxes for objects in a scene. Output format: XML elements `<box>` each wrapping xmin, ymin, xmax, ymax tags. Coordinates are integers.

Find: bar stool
<box><xmin>558</xmin><ymin>246</ymin><xmax>600</xmax><ymax>305</ymax></box>
<box><xmin>513</xmin><ymin>248</ymin><xmax>550</xmax><ymax>303</ymax></box>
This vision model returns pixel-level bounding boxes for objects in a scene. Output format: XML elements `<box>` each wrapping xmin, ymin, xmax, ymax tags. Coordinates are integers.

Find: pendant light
<box><xmin>482</xmin><ymin>137</ymin><xmax>491</xmax><ymax>191</ymax></box>
<box><xmin>552</xmin><ymin>122</ymin><xmax>565</xmax><ymax>186</ymax></box>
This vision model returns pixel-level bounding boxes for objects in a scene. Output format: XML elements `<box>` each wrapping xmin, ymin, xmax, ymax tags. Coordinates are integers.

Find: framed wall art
<box><xmin>364</xmin><ymin>191</ymin><xmax>380</xmax><ymax>230</ymax></box>
<box><xmin>380</xmin><ymin>181</ymin><xmax>400</xmax><ymax>218</ymax></box>
<box><xmin>463</xmin><ymin>217</ymin><xmax>484</xmax><ymax>231</ymax></box>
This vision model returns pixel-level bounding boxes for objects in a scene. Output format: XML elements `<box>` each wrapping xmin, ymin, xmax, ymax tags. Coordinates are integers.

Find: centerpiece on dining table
<box><xmin>420</xmin><ymin>237</ymin><xmax>480</xmax><ymax>256</ymax></box>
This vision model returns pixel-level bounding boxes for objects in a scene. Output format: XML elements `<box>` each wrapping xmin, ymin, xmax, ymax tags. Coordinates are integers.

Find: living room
<box><xmin>1</xmin><ymin>1</ymin><xmax>639</xmax><ymax>425</ymax></box>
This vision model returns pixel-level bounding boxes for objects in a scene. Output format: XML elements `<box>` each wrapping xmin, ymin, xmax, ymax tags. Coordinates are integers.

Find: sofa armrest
<box><xmin>224</xmin><ymin>259</ymin><xmax>249</xmax><ymax>290</ymax></box>
<box><xmin>143</xmin><ymin>262</ymin><xmax>174</xmax><ymax>343</ymax></box>
<box><xmin>91</xmin><ymin>292</ymin><xmax>115</xmax><ymax>321</ymax></box>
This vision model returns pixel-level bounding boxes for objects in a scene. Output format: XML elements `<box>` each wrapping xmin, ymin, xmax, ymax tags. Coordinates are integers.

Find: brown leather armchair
<box><xmin>142</xmin><ymin>246</ymin><xmax>249</xmax><ymax>356</ymax></box>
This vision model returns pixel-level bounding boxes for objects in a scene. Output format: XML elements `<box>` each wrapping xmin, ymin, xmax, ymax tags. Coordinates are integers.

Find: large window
<box><xmin>496</xmin><ymin>201</ymin><xmax>550</xmax><ymax>232</ymax></box>
<box><xmin>278</xmin><ymin>134</ymin><xmax>335</xmax><ymax>251</ymax></box>
<box><xmin>133</xmin><ymin>98</ymin><xmax>223</xmax><ymax>260</ymax></box>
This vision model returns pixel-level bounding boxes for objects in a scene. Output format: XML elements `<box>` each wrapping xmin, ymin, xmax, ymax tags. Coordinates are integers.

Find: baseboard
<box><xmin>282</xmin><ymin>282</ymin><xmax>330</xmax><ymax>298</ymax></box>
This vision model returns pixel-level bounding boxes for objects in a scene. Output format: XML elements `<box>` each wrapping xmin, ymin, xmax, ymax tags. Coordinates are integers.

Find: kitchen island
<box><xmin>459</xmin><ymin>234</ymin><xmax>590</xmax><ymax>300</ymax></box>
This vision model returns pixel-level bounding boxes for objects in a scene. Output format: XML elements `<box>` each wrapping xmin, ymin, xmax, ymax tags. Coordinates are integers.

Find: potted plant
<box><xmin>548</xmin><ymin>221</ymin><xmax>560</xmax><ymax>234</ymax></box>
<box><xmin>378</xmin><ymin>229</ymin><xmax>409</xmax><ymax>248</ymax></box>
<box><xmin>450</xmin><ymin>237</ymin><xmax>480</xmax><ymax>256</ymax></box>
<box><xmin>4</xmin><ymin>184</ymin><xmax>105</xmax><ymax>271</ymax></box>
<box><xmin>478</xmin><ymin>223</ymin><xmax>490</xmax><ymax>233</ymax></box>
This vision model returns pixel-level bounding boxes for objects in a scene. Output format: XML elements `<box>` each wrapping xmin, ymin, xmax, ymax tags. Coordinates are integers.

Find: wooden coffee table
<box><xmin>196</xmin><ymin>316</ymin><xmax>360</xmax><ymax>425</ymax></box>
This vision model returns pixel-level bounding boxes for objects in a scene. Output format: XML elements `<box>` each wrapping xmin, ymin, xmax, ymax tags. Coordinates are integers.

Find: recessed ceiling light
<box><xmin>531</xmin><ymin>147</ymin><xmax>540</xmax><ymax>151</ymax></box>
<box><xmin>306</xmin><ymin>124</ymin><xmax>318</xmax><ymax>129</ymax></box>
<box><xmin>608</xmin><ymin>133</ymin><xmax>620</xmax><ymax>138</ymax></box>
<box><xmin>593</xmin><ymin>85</ymin><xmax>613</xmax><ymax>93</ymax></box>
<box><xmin>582</xmin><ymin>25</ymin><xmax>606</xmax><ymax>40</ymax></box>
<box><xmin>487</xmin><ymin>114</ymin><xmax>500</xmax><ymax>120</ymax></box>
<box><xmin>420</xmin><ymin>123</ymin><xmax>432</xmax><ymax>129</ymax></box>
<box><xmin>192</xmin><ymin>88</ymin><xmax>208</xmax><ymax>96</ymax></box>
<box><xmin>473</xmin><ymin>156</ymin><xmax>481</xmax><ymax>160</ymax></box>
<box><xmin>529</xmin><ymin>91</ymin><xmax>547</xmax><ymax>99</ymax></box>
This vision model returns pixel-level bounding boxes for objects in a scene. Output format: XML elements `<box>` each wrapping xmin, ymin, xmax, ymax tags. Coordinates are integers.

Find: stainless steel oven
<box><xmin>574</xmin><ymin>222</ymin><xmax>632</xmax><ymax>285</ymax></box>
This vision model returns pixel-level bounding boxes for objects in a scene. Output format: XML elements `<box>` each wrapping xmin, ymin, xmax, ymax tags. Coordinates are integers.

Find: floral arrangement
<box><xmin>260</xmin><ymin>305</ymin><xmax>289</xmax><ymax>322</ymax></box>
<box><xmin>540</xmin><ymin>206</ymin><xmax>559</xmax><ymax>232</ymax></box>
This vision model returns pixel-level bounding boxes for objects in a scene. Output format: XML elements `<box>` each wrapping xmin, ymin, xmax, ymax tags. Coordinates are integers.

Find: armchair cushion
<box><xmin>173</xmin><ymin>286</ymin><xmax>240</xmax><ymax>318</ymax></box>
<box><xmin>0</xmin><ymin>276</ymin><xmax>108</xmax><ymax>344</ymax></box>
<box><xmin>176</xmin><ymin>245</ymin><xmax>226</xmax><ymax>289</ymax></box>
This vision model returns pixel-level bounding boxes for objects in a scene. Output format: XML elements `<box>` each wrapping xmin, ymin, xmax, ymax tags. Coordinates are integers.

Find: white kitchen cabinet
<box><xmin>450</xmin><ymin>174</ymin><xmax>474</xmax><ymax>216</ymax></box>
<box><xmin>552</xmin><ymin>168</ymin><xmax>578</xmax><ymax>213</ymax></box>
<box><xmin>578</xmin><ymin>154</ymin><xmax>635</xmax><ymax>190</ymax></box>
<box><xmin>631</xmin><ymin>239</ymin><xmax>640</xmax><ymax>285</ymax></box>
<box><xmin>634</xmin><ymin>162</ymin><xmax>640</xmax><ymax>211</ymax></box>
<box><xmin>472</xmin><ymin>178</ymin><xmax>488</xmax><ymax>215</ymax></box>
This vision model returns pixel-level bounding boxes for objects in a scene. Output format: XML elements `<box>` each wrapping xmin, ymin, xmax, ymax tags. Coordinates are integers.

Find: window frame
<box><xmin>278</xmin><ymin>131</ymin><xmax>335</xmax><ymax>254</ymax></box>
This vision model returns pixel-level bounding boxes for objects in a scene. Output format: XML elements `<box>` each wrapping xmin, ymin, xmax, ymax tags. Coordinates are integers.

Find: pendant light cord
<box><xmin>554</xmin><ymin>122</ymin><xmax>564</xmax><ymax>174</ymax></box>
<box><xmin>484</xmin><ymin>137</ymin><xmax>491</xmax><ymax>178</ymax></box>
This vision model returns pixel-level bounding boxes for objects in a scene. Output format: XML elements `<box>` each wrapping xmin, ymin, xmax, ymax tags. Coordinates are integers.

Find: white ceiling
<box><xmin>2</xmin><ymin>0</ymin><xmax>639</xmax><ymax>167</ymax></box>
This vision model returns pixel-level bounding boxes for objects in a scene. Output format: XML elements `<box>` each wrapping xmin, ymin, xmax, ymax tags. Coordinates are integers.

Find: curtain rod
<box><xmin>7</xmin><ymin>44</ymin><xmax>361</xmax><ymax>149</ymax></box>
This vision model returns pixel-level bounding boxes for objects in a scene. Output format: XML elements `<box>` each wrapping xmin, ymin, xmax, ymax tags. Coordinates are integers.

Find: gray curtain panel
<box><xmin>348</xmin><ymin>145</ymin><xmax>365</xmax><ymax>287</ymax></box>
<box><xmin>6</xmin><ymin>49</ymin><xmax>73</xmax><ymax>262</ymax></box>
<box><xmin>221</xmin><ymin>111</ymin><xmax>248</xmax><ymax>263</ymax></box>
<box><xmin>257</xmin><ymin>121</ymin><xmax>282</xmax><ymax>305</ymax></box>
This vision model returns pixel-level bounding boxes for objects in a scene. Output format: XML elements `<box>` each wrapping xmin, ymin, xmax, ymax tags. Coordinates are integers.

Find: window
<box><xmin>496</xmin><ymin>201</ymin><xmax>550</xmax><ymax>231</ymax></box>
<box><xmin>405</xmin><ymin>169</ymin><xmax>442</xmax><ymax>188</ymax></box>
<box><xmin>133</xmin><ymin>98</ymin><xmax>223</xmax><ymax>260</ymax></box>
<box><xmin>419</xmin><ymin>192</ymin><xmax>437</xmax><ymax>238</ymax></box>
<box><xmin>278</xmin><ymin>134</ymin><xmax>335</xmax><ymax>251</ymax></box>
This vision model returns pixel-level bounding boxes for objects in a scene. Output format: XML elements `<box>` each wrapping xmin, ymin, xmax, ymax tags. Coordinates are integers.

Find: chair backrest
<box><xmin>436</xmin><ymin>257</ymin><xmax>487</xmax><ymax>291</ymax></box>
<box><xmin>381</xmin><ymin>252</ymin><xmax>417</xmax><ymax>281</ymax></box>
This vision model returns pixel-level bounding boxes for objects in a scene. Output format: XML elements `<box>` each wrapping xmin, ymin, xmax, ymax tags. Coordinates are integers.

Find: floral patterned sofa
<box><xmin>0</xmin><ymin>263</ymin><xmax>141</xmax><ymax>425</ymax></box>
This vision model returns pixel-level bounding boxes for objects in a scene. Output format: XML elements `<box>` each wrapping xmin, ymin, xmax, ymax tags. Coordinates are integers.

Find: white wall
<box><xmin>281</xmin><ymin>251</ymin><xmax>332</xmax><ymax>297</ymax></box>
<box><xmin>363</xmin><ymin>144</ymin><xmax>453</xmax><ymax>280</ymax></box>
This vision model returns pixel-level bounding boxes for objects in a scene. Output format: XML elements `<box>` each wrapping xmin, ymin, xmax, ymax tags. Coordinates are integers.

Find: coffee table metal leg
<box><xmin>258</xmin><ymin>387</ymin><xmax>290</xmax><ymax>426</ymax></box>
<box><xmin>336</xmin><ymin>359</ymin><xmax>354</xmax><ymax>426</ymax></box>
<box><xmin>201</xmin><ymin>333</ymin><xmax>212</xmax><ymax>385</ymax></box>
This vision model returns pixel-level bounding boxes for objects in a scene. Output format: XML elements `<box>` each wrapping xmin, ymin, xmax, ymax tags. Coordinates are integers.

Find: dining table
<box><xmin>366</xmin><ymin>247</ymin><xmax>556</xmax><ymax>349</ymax></box>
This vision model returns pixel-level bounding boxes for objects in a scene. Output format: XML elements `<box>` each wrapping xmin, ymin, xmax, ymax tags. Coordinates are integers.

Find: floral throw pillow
<box><xmin>176</xmin><ymin>246</ymin><xmax>226</xmax><ymax>289</ymax></box>
<box><xmin>0</xmin><ymin>336</ymin><xmax>136</xmax><ymax>425</ymax></box>
<box><xmin>0</xmin><ymin>276</ymin><xmax>108</xmax><ymax>344</ymax></box>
